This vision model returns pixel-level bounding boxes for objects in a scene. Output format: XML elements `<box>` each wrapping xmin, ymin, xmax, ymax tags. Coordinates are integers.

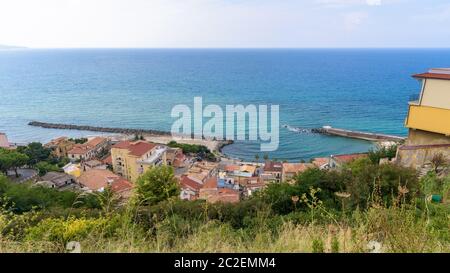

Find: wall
<box><xmin>421</xmin><ymin>79</ymin><xmax>450</xmax><ymax>109</ymax></box>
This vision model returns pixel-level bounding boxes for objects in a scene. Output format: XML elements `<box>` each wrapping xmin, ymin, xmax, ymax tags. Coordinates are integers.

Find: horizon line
<box><xmin>9</xmin><ymin>46</ymin><xmax>450</xmax><ymax>50</ymax></box>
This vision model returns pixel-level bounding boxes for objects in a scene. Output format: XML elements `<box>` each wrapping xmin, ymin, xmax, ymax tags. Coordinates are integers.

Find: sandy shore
<box><xmin>142</xmin><ymin>134</ymin><xmax>226</xmax><ymax>152</ymax></box>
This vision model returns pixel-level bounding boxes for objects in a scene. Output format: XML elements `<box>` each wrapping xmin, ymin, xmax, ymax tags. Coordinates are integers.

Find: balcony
<box><xmin>137</xmin><ymin>146</ymin><xmax>167</xmax><ymax>166</ymax></box>
<box><xmin>406</xmin><ymin>105</ymin><xmax>450</xmax><ymax>136</ymax></box>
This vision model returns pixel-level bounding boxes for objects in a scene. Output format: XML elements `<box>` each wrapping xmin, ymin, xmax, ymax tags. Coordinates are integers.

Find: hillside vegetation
<box><xmin>0</xmin><ymin>155</ymin><xmax>449</xmax><ymax>253</ymax></box>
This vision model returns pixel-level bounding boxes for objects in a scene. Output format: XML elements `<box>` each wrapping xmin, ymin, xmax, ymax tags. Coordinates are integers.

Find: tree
<box><xmin>254</xmin><ymin>154</ymin><xmax>260</xmax><ymax>163</ymax></box>
<box><xmin>17</xmin><ymin>142</ymin><xmax>51</xmax><ymax>166</ymax></box>
<box><xmin>0</xmin><ymin>149</ymin><xmax>29</xmax><ymax>177</ymax></box>
<box><xmin>430</xmin><ymin>153</ymin><xmax>447</xmax><ymax>174</ymax></box>
<box><xmin>263</xmin><ymin>154</ymin><xmax>269</xmax><ymax>161</ymax></box>
<box><xmin>134</xmin><ymin>165</ymin><xmax>180</xmax><ymax>206</ymax></box>
<box><xmin>36</xmin><ymin>162</ymin><xmax>61</xmax><ymax>176</ymax></box>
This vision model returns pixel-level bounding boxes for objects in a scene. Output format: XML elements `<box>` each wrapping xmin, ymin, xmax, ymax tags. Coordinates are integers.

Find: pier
<box><xmin>314</xmin><ymin>126</ymin><xmax>406</xmax><ymax>142</ymax></box>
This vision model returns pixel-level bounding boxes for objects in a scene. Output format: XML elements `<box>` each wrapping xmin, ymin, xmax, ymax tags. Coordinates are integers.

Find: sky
<box><xmin>0</xmin><ymin>0</ymin><xmax>450</xmax><ymax>48</ymax></box>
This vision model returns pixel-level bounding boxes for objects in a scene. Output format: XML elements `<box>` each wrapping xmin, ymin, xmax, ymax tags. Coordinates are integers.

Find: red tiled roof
<box><xmin>111</xmin><ymin>178</ymin><xmax>133</xmax><ymax>193</ymax></box>
<box><xmin>87</xmin><ymin>137</ymin><xmax>107</xmax><ymax>148</ymax></box>
<box><xmin>225</xmin><ymin>165</ymin><xmax>241</xmax><ymax>172</ymax></box>
<box><xmin>413</xmin><ymin>73</ymin><xmax>450</xmax><ymax>80</ymax></box>
<box><xmin>312</xmin><ymin>157</ymin><xmax>329</xmax><ymax>168</ymax></box>
<box><xmin>332</xmin><ymin>153</ymin><xmax>367</xmax><ymax>163</ymax></box>
<box><xmin>264</xmin><ymin>161</ymin><xmax>283</xmax><ymax>172</ymax></box>
<box><xmin>203</xmin><ymin>176</ymin><xmax>218</xmax><ymax>189</ymax></box>
<box><xmin>77</xmin><ymin>169</ymin><xmax>120</xmax><ymax>191</ymax></box>
<box><xmin>102</xmin><ymin>155</ymin><xmax>112</xmax><ymax>164</ymax></box>
<box><xmin>67</xmin><ymin>137</ymin><xmax>107</xmax><ymax>155</ymax></box>
<box><xmin>68</xmin><ymin>144</ymin><xmax>88</xmax><ymax>155</ymax></box>
<box><xmin>180</xmin><ymin>175</ymin><xmax>203</xmax><ymax>191</ymax></box>
<box><xmin>282</xmin><ymin>163</ymin><xmax>314</xmax><ymax>174</ymax></box>
<box><xmin>113</xmin><ymin>141</ymin><xmax>156</xmax><ymax>157</ymax></box>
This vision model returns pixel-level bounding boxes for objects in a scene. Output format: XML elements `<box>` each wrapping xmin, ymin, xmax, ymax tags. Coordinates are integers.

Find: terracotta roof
<box><xmin>332</xmin><ymin>153</ymin><xmax>367</xmax><ymax>163</ymax></box>
<box><xmin>180</xmin><ymin>175</ymin><xmax>203</xmax><ymax>191</ymax></box>
<box><xmin>225</xmin><ymin>165</ymin><xmax>241</xmax><ymax>172</ymax></box>
<box><xmin>110</xmin><ymin>178</ymin><xmax>133</xmax><ymax>193</ymax></box>
<box><xmin>413</xmin><ymin>73</ymin><xmax>450</xmax><ymax>80</ymax></box>
<box><xmin>87</xmin><ymin>137</ymin><xmax>107</xmax><ymax>148</ymax></box>
<box><xmin>68</xmin><ymin>144</ymin><xmax>89</xmax><ymax>155</ymax></box>
<box><xmin>112</xmin><ymin>141</ymin><xmax>156</xmax><ymax>157</ymax></box>
<box><xmin>102</xmin><ymin>155</ymin><xmax>112</xmax><ymax>164</ymax></box>
<box><xmin>283</xmin><ymin>163</ymin><xmax>314</xmax><ymax>174</ymax></box>
<box><xmin>203</xmin><ymin>176</ymin><xmax>218</xmax><ymax>189</ymax></box>
<box><xmin>312</xmin><ymin>157</ymin><xmax>329</xmax><ymax>168</ymax></box>
<box><xmin>77</xmin><ymin>169</ymin><xmax>120</xmax><ymax>191</ymax></box>
<box><xmin>264</xmin><ymin>161</ymin><xmax>283</xmax><ymax>172</ymax></box>
<box><xmin>67</xmin><ymin>137</ymin><xmax>107</xmax><ymax>155</ymax></box>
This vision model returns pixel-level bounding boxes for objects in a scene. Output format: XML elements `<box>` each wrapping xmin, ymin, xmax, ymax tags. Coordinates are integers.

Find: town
<box><xmin>0</xmin><ymin>130</ymin><xmax>370</xmax><ymax>204</ymax></box>
<box><xmin>1</xmin><ymin>68</ymin><xmax>450</xmax><ymax>206</ymax></box>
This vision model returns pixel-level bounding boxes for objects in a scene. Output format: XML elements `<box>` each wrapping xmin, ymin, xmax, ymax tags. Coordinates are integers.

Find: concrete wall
<box><xmin>397</xmin><ymin>129</ymin><xmax>450</xmax><ymax>169</ymax></box>
<box><xmin>421</xmin><ymin>79</ymin><xmax>450</xmax><ymax>109</ymax></box>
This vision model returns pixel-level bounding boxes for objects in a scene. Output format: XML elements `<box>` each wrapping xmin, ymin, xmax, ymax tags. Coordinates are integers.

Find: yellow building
<box><xmin>44</xmin><ymin>137</ymin><xmax>75</xmax><ymax>158</ymax></box>
<box><xmin>111</xmin><ymin>141</ymin><xmax>167</xmax><ymax>183</ymax></box>
<box><xmin>398</xmin><ymin>68</ymin><xmax>450</xmax><ymax>168</ymax></box>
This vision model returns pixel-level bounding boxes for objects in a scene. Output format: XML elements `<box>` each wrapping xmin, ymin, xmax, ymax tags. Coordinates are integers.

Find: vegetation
<box><xmin>0</xmin><ymin>148</ymin><xmax>29</xmax><ymax>177</ymax></box>
<box><xmin>167</xmin><ymin>141</ymin><xmax>215</xmax><ymax>161</ymax></box>
<box><xmin>35</xmin><ymin>162</ymin><xmax>61</xmax><ymax>176</ymax></box>
<box><xmin>368</xmin><ymin>145</ymin><xmax>398</xmax><ymax>164</ymax></box>
<box><xmin>135</xmin><ymin>165</ymin><xmax>180</xmax><ymax>206</ymax></box>
<box><xmin>17</xmin><ymin>142</ymin><xmax>52</xmax><ymax>167</ymax></box>
<box><xmin>0</xmin><ymin>148</ymin><xmax>448</xmax><ymax>253</ymax></box>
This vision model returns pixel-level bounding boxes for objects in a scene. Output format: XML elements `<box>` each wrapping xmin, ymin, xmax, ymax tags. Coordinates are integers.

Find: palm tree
<box><xmin>254</xmin><ymin>154</ymin><xmax>260</xmax><ymax>163</ymax></box>
<box><xmin>263</xmin><ymin>153</ymin><xmax>269</xmax><ymax>161</ymax></box>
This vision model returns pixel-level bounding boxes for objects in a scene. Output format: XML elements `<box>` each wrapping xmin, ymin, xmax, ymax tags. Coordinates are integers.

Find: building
<box><xmin>261</xmin><ymin>161</ymin><xmax>283</xmax><ymax>183</ymax></box>
<box><xmin>166</xmin><ymin>147</ymin><xmax>187</xmax><ymax>168</ymax></box>
<box><xmin>77</xmin><ymin>169</ymin><xmax>132</xmax><ymax>197</ymax></box>
<box><xmin>199</xmin><ymin>177</ymin><xmax>240</xmax><ymax>203</ymax></box>
<box><xmin>398</xmin><ymin>68</ymin><xmax>450</xmax><ymax>168</ymax></box>
<box><xmin>62</xmin><ymin>163</ymin><xmax>82</xmax><ymax>178</ymax></box>
<box><xmin>67</xmin><ymin>137</ymin><xmax>109</xmax><ymax>162</ymax></box>
<box><xmin>39</xmin><ymin>172</ymin><xmax>76</xmax><ymax>189</ymax></box>
<box><xmin>282</xmin><ymin>162</ymin><xmax>315</xmax><ymax>182</ymax></box>
<box><xmin>0</xmin><ymin>133</ymin><xmax>11</xmax><ymax>149</ymax></box>
<box><xmin>184</xmin><ymin>161</ymin><xmax>218</xmax><ymax>184</ymax></box>
<box><xmin>329</xmin><ymin>153</ymin><xmax>368</xmax><ymax>169</ymax></box>
<box><xmin>179</xmin><ymin>175</ymin><xmax>203</xmax><ymax>200</ymax></box>
<box><xmin>44</xmin><ymin>137</ymin><xmax>75</xmax><ymax>158</ymax></box>
<box><xmin>111</xmin><ymin>140</ymin><xmax>167</xmax><ymax>183</ymax></box>
<box><xmin>312</xmin><ymin>157</ymin><xmax>330</xmax><ymax>170</ymax></box>
<box><xmin>82</xmin><ymin>159</ymin><xmax>107</xmax><ymax>171</ymax></box>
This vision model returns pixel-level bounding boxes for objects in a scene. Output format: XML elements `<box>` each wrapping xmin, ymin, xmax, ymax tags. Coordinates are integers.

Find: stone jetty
<box><xmin>28</xmin><ymin>121</ymin><xmax>172</xmax><ymax>136</ymax></box>
<box><xmin>313</xmin><ymin>126</ymin><xmax>405</xmax><ymax>142</ymax></box>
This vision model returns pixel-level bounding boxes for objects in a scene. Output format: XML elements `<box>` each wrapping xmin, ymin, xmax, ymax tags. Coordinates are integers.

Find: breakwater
<box><xmin>28</xmin><ymin>121</ymin><xmax>172</xmax><ymax>136</ymax></box>
<box><xmin>314</xmin><ymin>126</ymin><xmax>405</xmax><ymax>142</ymax></box>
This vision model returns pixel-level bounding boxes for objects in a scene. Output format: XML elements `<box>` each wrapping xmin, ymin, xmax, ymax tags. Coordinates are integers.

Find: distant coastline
<box><xmin>0</xmin><ymin>44</ymin><xmax>27</xmax><ymax>50</ymax></box>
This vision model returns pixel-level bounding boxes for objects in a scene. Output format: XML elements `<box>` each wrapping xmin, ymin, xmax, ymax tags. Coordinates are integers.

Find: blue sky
<box><xmin>1</xmin><ymin>0</ymin><xmax>449</xmax><ymax>48</ymax></box>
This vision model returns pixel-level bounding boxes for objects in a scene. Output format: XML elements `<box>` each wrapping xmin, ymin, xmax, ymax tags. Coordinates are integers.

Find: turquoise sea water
<box><xmin>1</xmin><ymin>49</ymin><xmax>450</xmax><ymax>161</ymax></box>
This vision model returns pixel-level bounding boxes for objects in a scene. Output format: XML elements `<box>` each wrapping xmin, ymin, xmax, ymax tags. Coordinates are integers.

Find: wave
<box><xmin>282</xmin><ymin>124</ymin><xmax>315</xmax><ymax>134</ymax></box>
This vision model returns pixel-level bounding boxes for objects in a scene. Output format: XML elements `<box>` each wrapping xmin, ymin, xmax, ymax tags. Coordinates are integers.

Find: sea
<box><xmin>1</xmin><ymin>48</ymin><xmax>450</xmax><ymax>162</ymax></box>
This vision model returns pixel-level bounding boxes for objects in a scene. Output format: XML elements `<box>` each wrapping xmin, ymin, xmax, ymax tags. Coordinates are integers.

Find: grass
<box><xmin>1</xmin><ymin>201</ymin><xmax>448</xmax><ymax>253</ymax></box>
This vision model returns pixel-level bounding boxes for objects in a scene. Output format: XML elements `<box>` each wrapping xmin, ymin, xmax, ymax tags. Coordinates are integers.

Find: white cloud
<box><xmin>343</xmin><ymin>11</ymin><xmax>369</xmax><ymax>31</ymax></box>
<box><xmin>366</xmin><ymin>0</ymin><xmax>382</xmax><ymax>6</ymax></box>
